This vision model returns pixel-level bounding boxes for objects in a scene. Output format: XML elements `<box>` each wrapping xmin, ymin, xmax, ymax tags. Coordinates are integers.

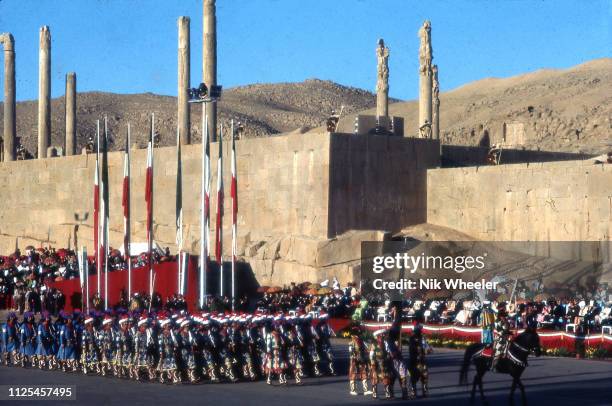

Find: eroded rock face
<box><xmin>242</xmin><ymin>230</ymin><xmax>389</xmax><ymax>287</ymax></box>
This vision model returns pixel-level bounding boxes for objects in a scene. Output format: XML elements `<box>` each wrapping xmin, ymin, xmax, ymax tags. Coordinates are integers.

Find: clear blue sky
<box><xmin>0</xmin><ymin>0</ymin><xmax>610</xmax><ymax>102</ymax></box>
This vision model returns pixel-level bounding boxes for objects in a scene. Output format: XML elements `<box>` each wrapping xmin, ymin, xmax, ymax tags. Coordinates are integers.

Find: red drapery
<box><xmin>48</xmin><ymin>258</ymin><xmax>199</xmax><ymax>312</ymax></box>
<box><xmin>362</xmin><ymin>322</ymin><xmax>612</xmax><ymax>351</ymax></box>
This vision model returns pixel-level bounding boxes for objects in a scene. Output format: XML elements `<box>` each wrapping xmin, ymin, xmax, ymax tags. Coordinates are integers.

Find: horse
<box><xmin>459</xmin><ymin>327</ymin><xmax>541</xmax><ymax>406</ymax></box>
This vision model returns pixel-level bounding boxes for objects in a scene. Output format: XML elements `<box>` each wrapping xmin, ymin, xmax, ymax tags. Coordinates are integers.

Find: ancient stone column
<box><xmin>432</xmin><ymin>65</ymin><xmax>440</xmax><ymax>141</ymax></box>
<box><xmin>203</xmin><ymin>0</ymin><xmax>217</xmax><ymax>141</ymax></box>
<box><xmin>0</xmin><ymin>33</ymin><xmax>16</xmax><ymax>162</ymax></box>
<box><xmin>178</xmin><ymin>16</ymin><xmax>191</xmax><ymax>144</ymax></box>
<box><xmin>376</xmin><ymin>39</ymin><xmax>389</xmax><ymax>118</ymax></box>
<box><xmin>418</xmin><ymin>20</ymin><xmax>433</xmax><ymax>137</ymax></box>
<box><xmin>65</xmin><ymin>72</ymin><xmax>77</xmax><ymax>155</ymax></box>
<box><xmin>38</xmin><ymin>26</ymin><xmax>51</xmax><ymax>158</ymax></box>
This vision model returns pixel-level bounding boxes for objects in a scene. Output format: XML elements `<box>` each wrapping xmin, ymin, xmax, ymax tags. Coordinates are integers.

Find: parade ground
<box><xmin>1</xmin><ymin>341</ymin><xmax>610</xmax><ymax>406</ymax></box>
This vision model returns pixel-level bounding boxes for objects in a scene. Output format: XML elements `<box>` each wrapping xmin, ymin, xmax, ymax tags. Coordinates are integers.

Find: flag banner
<box><xmin>123</xmin><ymin>124</ymin><xmax>132</xmax><ymax>296</ymax></box>
<box><xmin>179</xmin><ymin>252</ymin><xmax>189</xmax><ymax>295</ymax></box>
<box><xmin>230</xmin><ymin>121</ymin><xmax>238</xmax><ymax>307</ymax></box>
<box><xmin>81</xmin><ymin>247</ymin><xmax>89</xmax><ymax>312</ymax></box>
<box><xmin>94</xmin><ymin>120</ymin><xmax>100</xmax><ymax>295</ymax></box>
<box><xmin>199</xmin><ymin>113</ymin><xmax>211</xmax><ymax>307</ymax></box>
<box><xmin>216</xmin><ymin>125</ymin><xmax>224</xmax><ymax>296</ymax></box>
<box><xmin>176</xmin><ymin>125</ymin><xmax>183</xmax><ymax>288</ymax></box>
<box><xmin>146</xmin><ymin>114</ymin><xmax>155</xmax><ymax>297</ymax></box>
<box><xmin>102</xmin><ymin>116</ymin><xmax>110</xmax><ymax>309</ymax></box>
<box><xmin>77</xmin><ymin>247</ymin><xmax>85</xmax><ymax>289</ymax></box>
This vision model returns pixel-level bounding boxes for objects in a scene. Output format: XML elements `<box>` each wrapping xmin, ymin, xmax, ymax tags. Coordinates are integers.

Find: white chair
<box><xmin>309</xmin><ymin>310</ymin><xmax>320</xmax><ymax>319</ymax></box>
<box><xmin>602</xmin><ymin>326</ymin><xmax>612</xmax><ymax>335</ymax></box>
<box><xmin>565</xmin><ymin>323</ymin><xmax>576</xmax><ymax>333</ymax></box>
<box><xmin>377</xmin><ymin>307</ymin><xmax>389</xmax><ymax>322</ymax></box>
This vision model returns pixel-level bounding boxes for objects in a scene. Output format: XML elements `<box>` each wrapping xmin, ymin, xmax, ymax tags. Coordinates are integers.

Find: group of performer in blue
<box><xmin>1</xmin><ymin>309</ymin><xmax>336</xmax><ymax>385</ymax></box>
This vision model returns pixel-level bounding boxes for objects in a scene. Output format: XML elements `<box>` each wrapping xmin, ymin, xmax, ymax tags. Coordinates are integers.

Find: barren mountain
<box><xmin>1</xmin><ymin>79</ymin><xmax>381</xmax><ymax>155</ymax></box>
<box><xmin>339</xmin><ymin>58</ymin><xmax>611</xmax><ymax>154</ymax></box>
<box><xmin>1</xmin><ymin>58</ymin><xmax>610</xmax><ymax>156</ymax></box>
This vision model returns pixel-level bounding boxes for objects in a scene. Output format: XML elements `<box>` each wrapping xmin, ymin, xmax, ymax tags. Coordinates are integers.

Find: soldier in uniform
<box><xmin>19</xmin><ymin>312</ymin><xmax>37</xmax><ymax>367</ymax></box>
<box><xmin>1</xmin><ymin>312</ymin><xmax>20</xmax><ymax>366</ymax></box>
<box><xmin>285</xmin><ymin>318</ymin><xmax>305</xmax><ymax>384</ymax></box>
<box><xmin>369</xmin><ymin>329</ymin><xmax>392</xmax><ymax>399</ymax></box>
<box><xmin>264</xmin><ymin>317</ymin><xmax>289</xmax><ymax>385</ymax></box>
<box><xmin>347</xmin><ymin>325</ymin><xmax>371</xmax><ymax>396</ymax></box>
<box><xmin>81</xmin><ymin>316</ymin><xmax>99</xmax><ymax>374</ymax></box>
<box><xmin>114</xmin><ymin>315</ymin><xmax>133</xmax><ymax>378</ymax></box>
<box><xmin>178</xmin><ymin>318</ymin><xmax>199</xmax><ymax>382</ymax></box>
<box><xmin>133</xmin><ymin>316</ymin><xmax>154</xmax><ymax>381</ymax></box>
<box><xmin>408</xmin><ymin>324</ymin><xmax>429</xmax><ymax>398</ymax></box>
<box><xmin>387</xmin><ymin>306</ymin><xmax>412</xmax><ymax>399</ymax></box>
<box><xmin>492</xmin><ymin>309</ymin><xmax>512</xmax><ymax>371</ymax></box>
<box><xmin>314</xmin><ymin>313</ymin><xmax>335</xmax><ymax>375</ymax></box>
<box><xmin>157</xmin><ymin>318</ymin><xmax>180</xmax><ymax>384</ymax></box>
<box><xmin>35</xmin><ymin>315</ymin><xmax>54</xmax><ymax>369</ymax></box>
<box><xmin>237</xmin><ymin>317</ymin><xmax>257</xmax><ymax>381</ymax></box>
<box><xmin>57</xmin><ymin>314</ymin><xmax>78</xmax><ymax>372</ymax></box>
<box><xmin>219</xmin><ymin>318</ymin><xmax>239</xmax><ymax>382</ymax></box>
<box><xmin>97</xmin><ymin>316</ymin><xmax>116</xmax><ymax>376</ymax></box>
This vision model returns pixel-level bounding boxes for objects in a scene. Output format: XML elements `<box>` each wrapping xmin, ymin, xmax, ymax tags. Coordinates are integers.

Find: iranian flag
<box><xmin>102</xmin><ymin>116</ymin><xmax>110</xmax><ymax>309</ymax></box>
<box><xmin>176</xmin><ymin>125</ymin><xmax>184</xmax><ymax>294</ymax></box>
<box><xmin>215</xmin><ymin>126</ymin><xmax>224</xmax><ymax>296</ymax></box>
<box><xmin>123</xmin><ymin>124</ymin><xmax>131</xmax><ymax>296</ymax></box>
<box><xmin>146</xmin><ymin>114</ymin><xmax>155</xmax><ymax>297</ymax></box>
<box><xmin>199</xmin><ymin>115</ymin><xmax>211</xmax><ymax>307</ymax></box>
<box><xmin>94</xmin><ymin>120</ymin><xmax>100</xmax><ymax>295</ymax></box>
<box><xmin>230</xmin><ymin>121</ymin><xmax>238</xmax><ymax>307</ymax></box>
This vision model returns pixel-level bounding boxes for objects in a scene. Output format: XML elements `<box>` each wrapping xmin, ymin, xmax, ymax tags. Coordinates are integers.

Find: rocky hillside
<box><xmin>339</xmin><ymin>58</ymin><xmax>611</xmax><ymax>154</ymax></box>
<box><xmin>2</xmin><ymin>79</ymin><xmax>382</xmax><ymax>155</ymax></box>
<box><xmin>1</xmin><ymin>58</ymin><xmax>610</xmax><ymax>155</ymax></box>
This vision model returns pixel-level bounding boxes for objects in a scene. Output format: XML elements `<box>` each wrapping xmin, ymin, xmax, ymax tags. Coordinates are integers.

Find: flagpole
<box><xmin>148</xmin><ymin>113</ymin><xmax>155</xmax><ymax>301</ymax></box>
<box><xmin>200</xmin><ymin>108</ymin><xmax>210</xmax><ymax>308</ymax></box>
<box><xmin>84</xmin><ymin>249</ymin><xmax>89</xmax><ymax>313</ymax></box>
<box><xmin>176</xmin><ymin>124</ymin><xmax>183</xmax><ymax>295</ymax></box>
<box><xmin>125</xmin><ymin>124</ymin><xmax>132</xmax><ymax>297</ymax></box>
<box><xmin>230</xmin><ymin>120</ymin><xmax>236</xmax><ymax>312</ymax></box>
<box><xmin>217</xmin><ymin>125</ymin><xmax>223</xmax><ymax>298</ymax></box>
<box><xmin>103</xmin><ymin>115</ymin><xmax>109</xmax><ymax>310</ymax></box>
<box><xmin>95</xmin><ymin>120</ymin><xmax>101</xmax><ymax>297</ymax></box>
<box><xmin>199</xmin><ymin>108</ymin><xmax>207</xmax><ymax>308</ymax></box>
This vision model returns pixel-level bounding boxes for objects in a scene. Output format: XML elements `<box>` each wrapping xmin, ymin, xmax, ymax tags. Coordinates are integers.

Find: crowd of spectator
<box><xmin>0</xmin><ymin>246</ymin><xmax>168</xmax><ymax>313</ymax></box>
<box><xmin>361</xmin><ymin>296</ymin><xmax>612</xmax><ymax>333</ymax></box>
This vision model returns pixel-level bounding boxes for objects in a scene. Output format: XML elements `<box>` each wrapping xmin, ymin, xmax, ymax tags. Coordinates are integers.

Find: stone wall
<box><xmin>328</xmin><ymin>135</ymin><xmax>439</xmax><ymax>236</ymax></box>
<box><xmin>441</xmin><ymin>145</ymin><xmax>594</xmax><ymax>167</ymax></box>
<box><xmin>0</xmin><ymin>131</ymin><xmax>332</xmax><ymax>255</ymax></box>
<box><xmin>427</xmin><ymin>160</ymin><xmax>612</xmax><ymax>242</ymax></box>
<box><xmin>0</xmin><ymin>131</ymin><xmax>439</xmax><ymax>287</ymax></box>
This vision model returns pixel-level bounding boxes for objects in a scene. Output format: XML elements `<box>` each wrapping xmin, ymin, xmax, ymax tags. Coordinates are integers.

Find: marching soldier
<box><xmin>286</xmin><ymin>319</ymin><xmax>305</xmax><ymax>384</ymax></box>
<box><xmin>35</xmin><ymin>315</ymin><xmax>54</xmax><ymax>369</ymax></box>
<box><xmin>369</xmin><ymin>329</ymin><xmax>392</xmax><ymax>399</ymax></box>
<box><xmin>178</xmin><ymin>318</ymin><xmax>199</xmax><ymax>382</ymax></box>
<box><xmin>387</xmin><ymin>306</ymin><xmax>412</xmax><ymax>399</ymax></box>
<box><xmin>97</xmin><ymin>316</ymin><xmax>116</xmax><ymax>376</ymax></box>
<box><xmin>19</xmin><ymin>312</ymin><xmax>37</xmax><ymax>367</ymax></box>
<box><xmin>57</xmin><ymin>314</ymin><xmax>78</xmax><ymax>372</ymax></box>
<box><xmin>347</xmin><ymin>325</ymin><xmax>371</xmax><ymax>396</ymax></box>
<box><xmin>113</xmin><ymin>315</ymin><xmax>133</xmax><ymax>377</ymax></box>
<box><xmin>133</xmin><ymin>316</ymin><xmax>154</xmax><ymax>381</ymax></box>
<box><xmin>157</xmin><ymin>318</ymin><xmax>180</xmax><ymax>384</ymax></box>
<box><xmin>408</xmin><ymin>324</ymin><xmax>429</xmax><ymax>398</ymax></box>
<box><xmin>314</xmin><ymin>313</ymin><xmax>336</xmax><ymax>375</ymax></box>
<box><xmin>1</xmin><ymin>312</ymin><xmax>20</xmax><ymax>366</ymax></box>
<box><xmin>81</xmin><ymin>316</ymin><xmax>99</xmax><ymax>374</ymax></box>
<box><xmin>492</xmin><ymin>309</ymin><xmax>512</xmax><ymax>371</ymax></box>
